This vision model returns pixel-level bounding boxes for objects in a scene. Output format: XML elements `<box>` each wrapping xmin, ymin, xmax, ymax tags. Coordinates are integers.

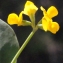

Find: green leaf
<box><xmin>0</xmin><ymin>19</ymin><xmax>19</xmax><ymax>63</ymax></box>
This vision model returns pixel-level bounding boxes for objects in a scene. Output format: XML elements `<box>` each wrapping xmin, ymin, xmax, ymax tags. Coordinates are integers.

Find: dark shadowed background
<box><xmin>0</xmin><ymin>0</ymin><xmax>63</xmax><ymax>63</ymax></box>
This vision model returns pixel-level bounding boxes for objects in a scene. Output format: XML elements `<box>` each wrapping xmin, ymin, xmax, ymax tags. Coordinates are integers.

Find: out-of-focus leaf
<box><xmin>0</xmin><ymin>19</ymin><xmax>19</xmax><ymax>63</ymax></box>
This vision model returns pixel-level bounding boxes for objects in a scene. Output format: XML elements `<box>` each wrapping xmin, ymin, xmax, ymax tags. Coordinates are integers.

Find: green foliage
<box><xmin>0</xmin><ymin>19</ymin><xmax>19</xmax><ymax>63</ymax></box>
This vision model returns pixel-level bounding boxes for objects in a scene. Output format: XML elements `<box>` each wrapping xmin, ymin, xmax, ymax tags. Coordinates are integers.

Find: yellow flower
<box><xmin>23</xmin><ymin>1</ymin><xmax>38</xmax><ymax>17</ymax></box>
<box><xmin>42</xmin><ymin>17</ymin><xmax>60</xmax><ymax>34</ymax></box>
<box><xmin>40</xmin><ymin>6</ymin><xmax>60</xmax><ymax>34</ymax></box>
<box><xmin>7</xmin><ymin>11</ymin><xmax>23</xmax><ymax>26</ymax></box>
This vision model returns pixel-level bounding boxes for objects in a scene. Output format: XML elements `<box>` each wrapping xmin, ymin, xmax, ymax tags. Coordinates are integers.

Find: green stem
<box><xmin>11</xmin><ymin>31</ymin><xmax>35</xmax><ymax>63</ymax></box>
<box><xmin>30</xmin><ymin>15</ymin><xmax>35</xmax><ymax>30</ymax></box>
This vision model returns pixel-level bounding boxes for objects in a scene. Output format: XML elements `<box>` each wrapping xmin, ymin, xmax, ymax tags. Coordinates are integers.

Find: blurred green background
<box><xmin>0</xmin><ymin>0</ymin><xmax>63</xmax><ymax>63</ymax></box>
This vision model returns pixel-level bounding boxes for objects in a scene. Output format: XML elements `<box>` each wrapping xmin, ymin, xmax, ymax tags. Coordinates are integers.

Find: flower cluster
<box><xmin>7</xmin><ymin>1</ymin><xmax>60</xmax><ymax>34</ymax></box>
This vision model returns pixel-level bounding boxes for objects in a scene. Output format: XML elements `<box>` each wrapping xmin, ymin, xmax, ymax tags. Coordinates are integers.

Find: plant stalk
<box><xmin>11</xmin><ymin>31</ymin><xmax>35</xmax><ymax>63</ymax></box>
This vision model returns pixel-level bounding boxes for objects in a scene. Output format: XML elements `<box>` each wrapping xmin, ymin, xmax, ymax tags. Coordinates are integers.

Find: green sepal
<box><xmin>22</xmin><ymin>20</ymin><xmax>31</xmax><ymax>26</ymax></box>
<box><xmin>37</xmin><ymin>24</ymin><xmax>42</xmax><ymax>30</ymax></box>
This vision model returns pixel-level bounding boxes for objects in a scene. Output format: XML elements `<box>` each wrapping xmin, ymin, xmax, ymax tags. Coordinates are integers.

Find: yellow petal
<box><xmin>48</xmin><ymin>22</ymin><xmax>60</xmax><ymax>34</ymax></box>
<box><xmin>47</xmin><ymin>6</ymin><xmax>58</xmax><ymax>18</ymax></box>
<box><xmin>40</xmin><ymin>6</ymin><xmax>51</xmax><ymax>20</ymax></box>
<box><xmin>23</xmin><ymin>1</ymin><xmax>38</xmax><ymax>16</ymax></box>
<box><xmin>7</xmin><ymin>13</ymin><xmax>19</xmax><ymax>25</ymax></box>
<box><xmin>42</xmin><ymin>17</ymin><xmax>48</xmax><ymax>31</ymax></box>
<box><xmin>40</xmin><ymin>6</ymin><xmax>47</xmax><ymax>16</ymax></box>
<box><xmin>40</xmin><ymin>6</ymin><xmax>46</xmax><ymax>13</ymax></box>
